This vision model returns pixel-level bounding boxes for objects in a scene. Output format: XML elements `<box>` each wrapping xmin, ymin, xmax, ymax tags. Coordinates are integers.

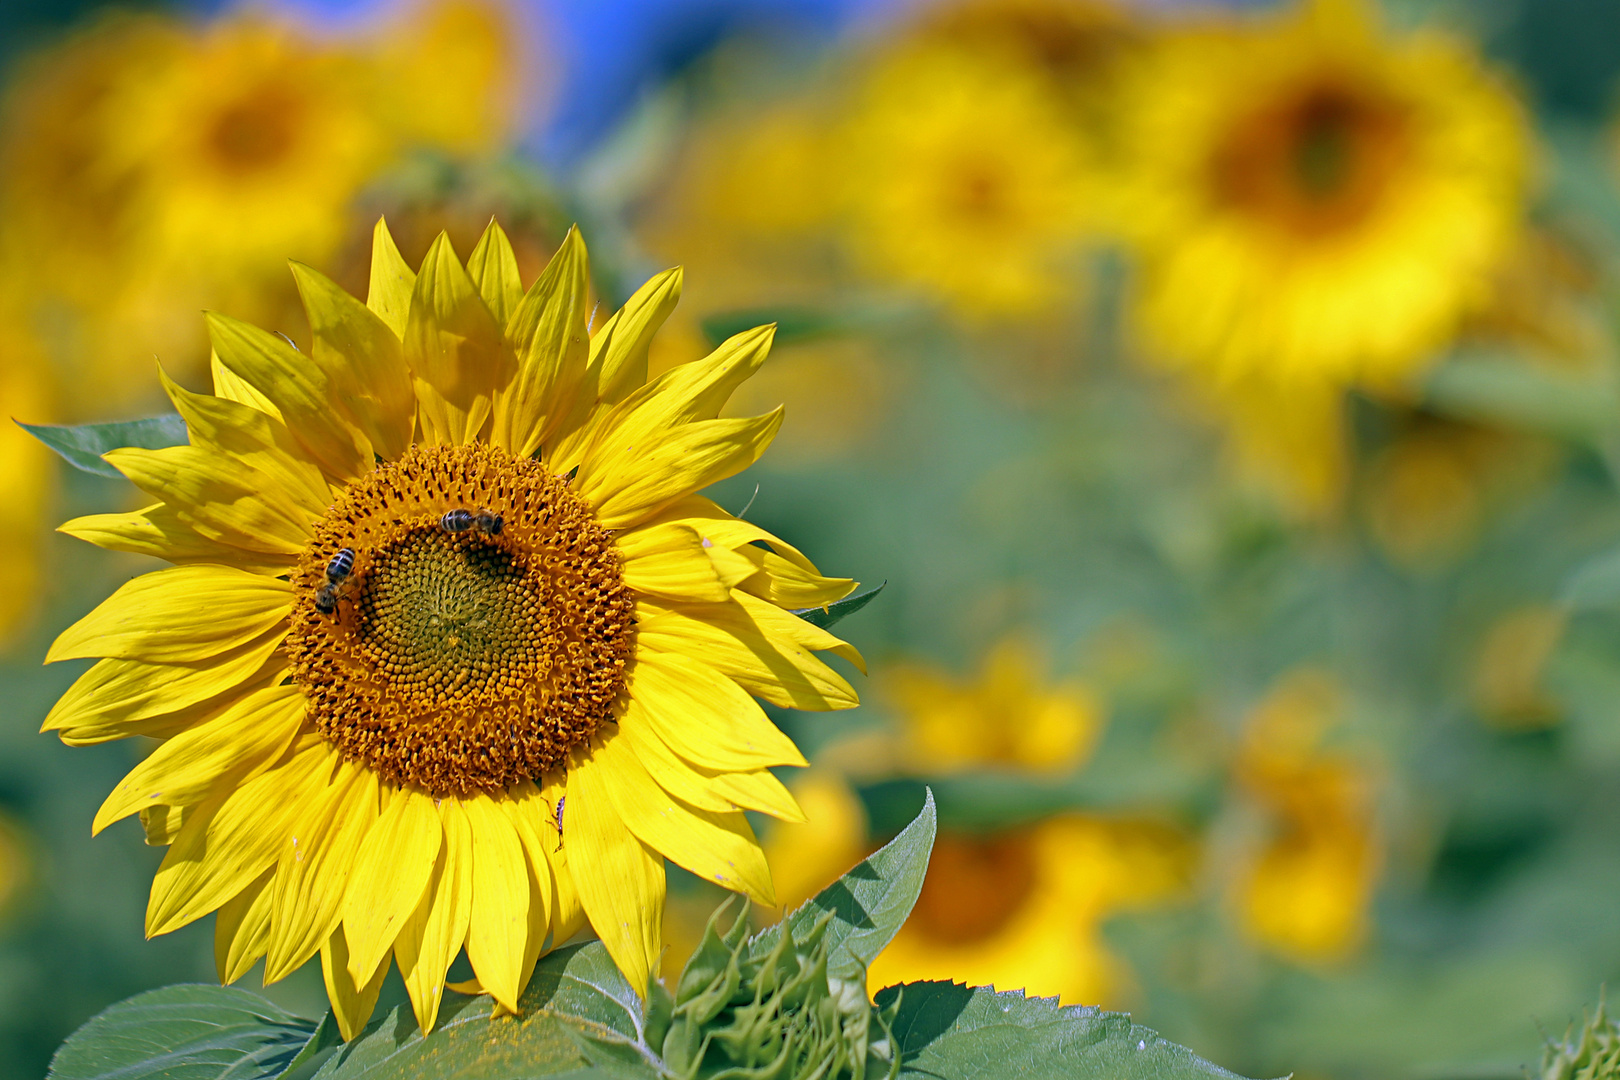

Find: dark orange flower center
<box><xmin>908</xmin><ymin>832</ymin><xmax>1039</xmax><ymax>946</ymax></box>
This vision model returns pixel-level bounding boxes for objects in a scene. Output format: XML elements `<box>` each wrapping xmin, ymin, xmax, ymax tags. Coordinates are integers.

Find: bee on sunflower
<box><xmin>41</xmin><ymin>221</ymin><xmax>863</xmax><ymax>1039</ymax></box>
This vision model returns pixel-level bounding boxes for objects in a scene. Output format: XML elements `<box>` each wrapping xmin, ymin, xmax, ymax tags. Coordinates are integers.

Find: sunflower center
<box><xmin>207</xmin><ymin>84</ymin><xmax>299</xmax><ymax>172</ymax></box>
<box><xmin>286</xmin><ymin>443</ymin><xmax>635</xmax><ymax>796</ymax></box>
<box><xmin>907</xmin><ymin>833</ymin><xmax>1039</xmax><ymax>946</ymax></box>
<box><xmin>1211</xmin><ymin>79</ymin><xmax>1409</xmax><ymax>237</ymax></box>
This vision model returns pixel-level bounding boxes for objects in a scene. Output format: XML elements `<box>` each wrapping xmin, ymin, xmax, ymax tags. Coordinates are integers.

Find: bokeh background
<box><xmin>3</xmin><ymin>0</ymin><xmax>1620</xmax><ymax>1077</ymax></box>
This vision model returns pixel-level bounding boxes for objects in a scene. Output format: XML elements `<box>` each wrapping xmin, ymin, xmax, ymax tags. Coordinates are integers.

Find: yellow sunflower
<box><xmin>1232</xmin><ymin>669</ymin><xmax>1381</xmax><ymax>963</ymax></box>
<box><xmin>41</xmin><ymin>220</ymin><xmax>862</xmax><ymax>1038</ymax></box>
<box><xmin>1118</xmin><ymin>0</ymin><xmax>1531</xmax><ymax>390</ymax></box>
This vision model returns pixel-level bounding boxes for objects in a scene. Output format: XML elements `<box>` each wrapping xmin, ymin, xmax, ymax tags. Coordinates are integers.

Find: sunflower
<box><xmin>1232</xmin><ymin>670</ymin><xmax>1381</xmax><ymax>963</ymax></box>
<box><xmin>867</xmin><ymin>815</ymin><xmax>1189</xmax><ymax>1004</ymax></box>
<box><xmin>1118</xmin><ymin>0</ymin><xmax>1531</xmax><ymax>390</ymax></box>
<box><xmin>42</xmin><ymin>221</ymin><xmax>862</xmax><ymax>1038</ymax></box>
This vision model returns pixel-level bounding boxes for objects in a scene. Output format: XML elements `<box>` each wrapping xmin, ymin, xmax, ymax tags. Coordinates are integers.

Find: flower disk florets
<box><xmin>287</xmin><ymin>442</ymin><xmax>635</xmax><ymax>796</ymax></box>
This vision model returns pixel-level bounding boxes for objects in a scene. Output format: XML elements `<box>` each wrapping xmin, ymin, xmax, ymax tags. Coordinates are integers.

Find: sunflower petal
<box><xmin>494</xmin><ymin>227</ymin><xmax>588</xmax><ymax>457</ymax></box>
<box><xmin>567</xmin><ymin>753</ymin><xmax>664</xmax><ymax>993</ymax></box>
<box><xmin>215</xmin><ymin>869</ymin><xmax>273</xmax><ymax>984</ymax></box>
<box><xmin>708</xmin><ymin>768</ymin><xmax>806</xmax><ymax>824</ymax></box>
<box><xmin>580</xmin><ymin>410</ymin><xmax>783</xmax><ymax>530</ymax></box>
<box><xmin>141</xmin><ymin>804</ymin><xmax>191</xmax><ymax>847</ymax></box>
<box><xmin>635</xmin><ymin>595</ymin><xmax>859</xmax><ymax>710</ymax></box>
<box><xmin>618</xmin><ymin>716</ymin><xmax>740</xmax><ymax>814</ymax></box>
<box><xmin>160</xmin><ymin>366</ymin><xmax>330</xmax><ymax>517</ymax></box>
<box><xmin>395</xmin><ymin>799</ymin><xmax>473</xmax><ymax>1033</ymax></box>
<box><xmin>92</xmin><ymin>683</ymin><xmax>305</xmax><ymax>834</ymax></box>
<box><xmin>105</xmin><ymin>446</ymin><xmax>314</xmax><ymax>555</ymax></box>
<box><xmin>322</xmin><ymin>923</ymin><xmax>388</xmax><ymax>1041</ymax></box>
<box><xmin>207</xmin><ymin>312</ymin><xmax>374</xmax><ymax>482</ymax></box>
<box><xmin>57</xmin><ymin>504</ymin><xmax>291</xmax><ymax>575</ymax></box>
<box><xmin>624</xmin><ymin>649</ymin><xmax>806</xmax><ymax>771</ymax></box>
<box><xmin>463</xmin><ymin>795</ymin><xmax>529</xmax><ymax>1013</ymax></box>
<box><xmin>406</xmin><ymin>232</ymin><xmax>505</xmax><ymax>447</ymax></box>
<box><xmin>619</xmin><ymin>523</ymin><xmax>734</xmax><ymax>603</ymax></box>
<box><xmin>589</xmin><ymin>267</ymin><xmax>682</xmax><ymax>406</ymax></box>
<box><xmin>640</xmin><ymin>494</ymin><xmax>820</xmax><ymax>573</ymax></box>
<box><xmin>292</xmin><ymin>262</ymin><xmax>416</xmax><ymax>460</ymax></box>
<box><xmin>211</xmin><ymin>352</ymin><xmax>282</xmax><ymax>420</ymax></box>
<box><xmin>733</xmin><ymin>546</ymin><xmax>856</xmax><ymax>609</ymax></box>
<box><xmin>595</xmin><ymin>735</ymin><xmax>775</xmax><ymax>905</ymax></box>
<box><xmin>48</xmin><ymin>564</ymin><xmax>289</xmax><ymax>665</ymax></box>
<box><xmin>265</xmin><ymin>764</ymin><xmax>379</xmax><ymax>984</ymax></box>
<box><xmin>344</xmin><ymin>786</ymin><xmax>442</xmax><ymax>989</ymax></box>
<box><xmin>497</xmin><ymin>783</ymin><xmax>555</xmax><ymax>998</ymax></box>
<box><xmin>468</xmin><ymin>219</ymin><xmax>523</xmax><ymax>330</ymax></box>
<box><xmin>44</xmin><ymin>629</ymin><xmax>283</xmax><ymax>741</ymax></box>
<box><xmin>147</xmin><ymin>742</ymin><xmax>329</xmax><ymax>937</ymax></box>
<box><xmin>367</xmin><ymin>217</ymin><xmax>417</xmax><ymax>338</ymax></box>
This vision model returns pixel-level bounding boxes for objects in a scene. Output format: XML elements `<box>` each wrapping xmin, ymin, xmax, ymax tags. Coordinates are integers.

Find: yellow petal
<box><xmin>292</xmin><ymin>262</ymin><xmax>416</xmax><ymax>461</ymax></box>
<box><xmin>343</xmin><ymin>786</ymin><xmax>442</xmax><ymax>989</ymax></box>
<box><xmin>468</xmin><ymin>219</ymin><xmax>523</xmax><ymax>330</ymax></box>
<box><xmin>405</xmin><ymin>232</ymin><xmax>505</xmax><ymax>447</ymax></box>
<box><xmin>733</xmin><ymin>589</ymin><xmax>866</xmax><ymax>673</ymax></box>
<box><xmin>395</xmin><ymin>799</ymin><xmax>473</xmax><ymax>1033</ymax></box>
<box><xmin>160</xmin><ymin>366</ymin><xmax>330</xmax><ymax>517</ymax></box>
<box><xmin>265</xmin><ymin>763</ymin><xmax>379</xmax><ymax>984</ymax></box>
<box><xmin>580</xmin><ymin>410</ymin><xmax>783</xmax><ymax>531</ymax></box>
<box><xmin>93</xmin><ymin>684</ymin><xmax>305</xmax><ymax>834</ymax></box>
<box><xmin>708</xmin><ymin>769</ymin><xmax>806</xmax><ymax>824</ymax></box>
<box><xmin>48</xmin><ymin>565</ymin><xmax>289</xmax><ymax>665</ymax></box>
<box><xmin>493</xmin><ymin>227</ymin><xmax>588</xmax><ymax>457</ymax></box>
<box><xmin>624</xmin><ymin>649</ymin><xmax>807</xmax><ymax>771</ymax></box>
<box><xmin>215</xmin><ymin>869</ymin><xmax>273</xmax><ymax>984</ymax></box>
<box><xmin>44</xmin><ymin>629</ymin><xmax>283</xmax><ymax>741</ymax></box>
<box><xmin>147</xmin><ymin>742</ymin><xmax>329</xmax><ymax>937</ymax></box>
<box><xmin>733</xmin><ymin>546</ymin><xmax>856</xmax><ymax>610</ymax></box>
<box><xmin>588</xmin><ymin>267</ymin><xmax>682</xmax><ymax>406</ymax></box>
<box><xmin>567</xmin><ymin>754</ymin><xmax>664</xmax><ymax>993</ymax></box>
<box><xmin>141</xmin><ymin>804</ymin><xmax>191</xmax><ymax>846</ymax></box>
<box><xmin>618</xmin><ymin>715</ymin><xmax>741</xmax><ymax>815</ymax></box>
<box><xmin>594</xmin><ymin>735</ymin><xmax>775</xmax><ymax>905</ymax></box>
<box><xmin>208</xmin><ymin>312</ymin><xmax>374</xmax><ymax>482</ymax></box>
<box><xmin>57</xmin><ymin>504</ymin><xmax>291</xmax><ymax>575</ymax></box>
<box><xmin>105</xmin><ymin>446</ymin><xmax>314</xmax><ymax>555</ymax></box>
<box><xmin>322</xmin><ymin>923</ymin><xmax>387</xmax><ymax>1041</ymax></box>
<box><xmin>496</xmin><ymin>784</ymin><xmax>555</xmax><ymax>998</ymax></box>
<box><xmin>619</xmin><ymin>523</ymin><xmax>733</xmax><ymax>603</ymax></box>
<box><xmin>368</xmin><ymin>218</ymin><xmax>417</xmax><ymax>337</ymax></box>
<box><xmin>635</xmin><ymin>595</ymin><xmax>860</xmax><ymax>710</ymax></box>
<box><xmin>629</xmin><ymin>493</ymin><xmax>822</xmax><ymax>573</ymax></box>
<box><xmin>463</xmin><ymin>795</ymin><xmax>529</xmax><ymax>1013</ymax></box>
<box><xmin>540</xmin><ymin>774</ymin><xmax>587</xmax><ymax>946</ymax></box>
<box><xmin>212</xmin><ymin>352</ymin><xmax>282</xmax><ymax>420</ymax></box>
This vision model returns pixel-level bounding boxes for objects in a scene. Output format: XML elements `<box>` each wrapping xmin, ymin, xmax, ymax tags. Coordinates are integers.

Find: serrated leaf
<box><xmin>48</xmin><ymin>984</ymin><xmax>326</xmax><ymax>1080</ymax></box>
<box><xmin>1564</xmin><ymin>546</ymin><xmax>1620</xmax><ymax>610</ymax></box>
<box><xmin>793</xmin><ymin>581</ymin><xmax>886</xmax><ymax>631</ymax></box>
<box><xmin>875</xmin><ymin>981</ymin><xmax>1270</xmax><ymax>1080</ymax></box>
<box><xmin>18</xmin><ymin>415</ymin><xmax>189</xmax><ymax>479</ymax></box>
<box><xmin>752</xmin><ymin>788</ymin><xmax>934</xmax><ymax>981</ymax></box>
<box><xmin>314</xmin><ymin>942</ymin><xmax>659</xmax><ymax>1080</ymax></box>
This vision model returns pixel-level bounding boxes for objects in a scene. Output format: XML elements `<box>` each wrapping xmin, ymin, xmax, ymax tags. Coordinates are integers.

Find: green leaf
<box><xmin>48</xmin><ymin>984</ymin><xmax>327</xmax><ymax>1080</ymax></box>
<box><xmin>752</xmin><ymin>787</ymin><xmax>934</xmax><ymax>980</ymax></box>
<box><xmin>699</xmin><ymin>305</ymin><xmax>851</xmax><ymax>348</ymax></box>
<box><xmin>875</xmin><ymin>981</ymin><xmax>1270</xmax><ymax>1080</ymax></box>
<box><xmin>1421</xmin><ymin>353</ymin><xmax>1620</xmax><ymax>442</ymax></box>
<box><xmin>1565</xmin><ymin>547</ymin><xmax>1620</xmax><ymax>610</ymax></box>
<box><xmin>18</xmin><ymin>415</ymin><xmax>189</xmax><ymax>479</ymax></box>
<box><xmin>793</xmin><ymin>581</ymin><xmax>886</xmax><ymax>632</ymax></box>
<box><xmin>314</xmin><ymin>942</ymin><xmax>659</xmax><ymax>1080</ymax></box>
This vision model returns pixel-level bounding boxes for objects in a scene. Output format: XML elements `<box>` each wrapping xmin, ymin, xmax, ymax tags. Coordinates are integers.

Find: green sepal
<box><xmin>793</xmin><ymin>581</ymin><xmax>886</xmax><ymax>632</ymax></box>
<box><xmin>18</xmin><ymin>415</ymin><xmax>188</xmax><ymax>479</ymax></box>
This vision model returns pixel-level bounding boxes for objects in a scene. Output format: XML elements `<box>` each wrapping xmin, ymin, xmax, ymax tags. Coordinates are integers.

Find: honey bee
<box><xmin>475</xmin><ymin>510</ymin><xmax>503</xmax><ymax>535</ymax></box>
<box><xmin>325</xmin><ymin>547</ymin><xmax>355</xmax><ymax>582</ymax></box>
<box><xmin>314</xmin><ymin>582</ymin><xmax>340</xmax><ymax>615</ymax></box>
<box><xmin>440</xmin><ymin>508</ymin><xmax>475</xmax><ymax>533</ymax></box>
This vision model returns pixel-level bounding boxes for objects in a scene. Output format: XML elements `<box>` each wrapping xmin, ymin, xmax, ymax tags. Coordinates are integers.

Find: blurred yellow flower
<box><xmin>1119</xmin><ymin>0</ymin><xmax>1531</xmax><ymax>391</ymax></box>
<box><xmin>1234</xmin><ymin>669</ymin><xmax>1381</xmax><ymax>963</ymax></box>
<box><xmin>886</xmin><ymin>636</ymin><xmax>1102</xmax><ymax>775</ymax></box>
<box><xmin>0</xmin><ymin>328</ymin><xmax>53</xmax><ymax>649</ymax></box>
<box><xmin>838</xmin><ymin>41</ymin><xmax>1096</xmax><ymax>320</ymax></box>
<box><xmin>868</xmin><ymin>815</ymin><xmax>1191</xmax><ymax>1004</ymax></box>
<box><xmin>1472</xmin><ymin>605</ymin><xmax>1566</xmax><ymax>730</ymax></box>
<box><xmin>0</xmin><ymin>0</ymin><xmax>522</xmax><ymax>405</ymax></box>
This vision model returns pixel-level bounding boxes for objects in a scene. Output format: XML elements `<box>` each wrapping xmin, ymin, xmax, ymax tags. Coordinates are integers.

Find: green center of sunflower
<box><xmin>286</xmin><ymin>443</ymin><xmax>635</xmax><ymax>796</ymax></box>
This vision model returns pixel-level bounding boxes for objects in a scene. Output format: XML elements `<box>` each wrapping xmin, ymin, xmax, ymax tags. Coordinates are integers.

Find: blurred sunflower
<box><xmin>885</xmin><ymin>635</ymin><xmax>1101</xmax><ymax>775</ymax></box>
<box><xmin>838</xmin><ymin>41</ymin><xmax>1096</xmax><ymax>321</ymax></box>
<box><xmin>0</xmin><ymin>325</ymin><xmax>53</xmax><ymax>648</ymax></box>
<box><xmin>0</xmin><ymin>0</ymin><xmax>521</xmax><ymax>406</ymax></box>
<box><xmin>868</xmin><ymin>815</ymin><xmax>1190</xmax><ymax>1004</ymax></box>
<box><xmin>42</xmin><ymin>222</ymin><xmax>861</xmax><ymax>1037</ymax></box>
<box><xmin>1233</xmin><ymin>669</ymin><xmax>1382</xmax><ymax>963</ymax></box>
<box><xmin>1119</xmin><ymin>0</ymin><xmax>1531</xmax><ymax>391</ymax></box>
